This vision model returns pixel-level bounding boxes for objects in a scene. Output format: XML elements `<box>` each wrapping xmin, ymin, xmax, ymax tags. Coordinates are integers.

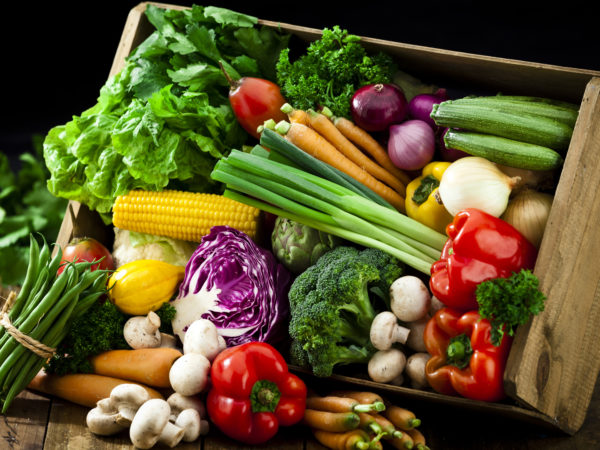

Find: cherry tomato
<box><xmin>58</xmin><ymin>237</ymin><xmax>115</xmax><ymax>274</ymax></box>
<box><xmin>222</xmin><ymin>65</ymin><xmax>287</xmax><ymax>139</ymax></box>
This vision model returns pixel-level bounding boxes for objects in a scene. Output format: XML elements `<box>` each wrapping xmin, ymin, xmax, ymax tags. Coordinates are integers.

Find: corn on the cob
<box><xmin>112</xmin><ymin>190</ymin><xmax>261</xmax><ymax>242</ymax></box>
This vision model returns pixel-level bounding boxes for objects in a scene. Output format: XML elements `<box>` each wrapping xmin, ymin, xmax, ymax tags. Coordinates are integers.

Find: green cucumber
<box><xmin>431</xmin><ymin>102</ymin><xmax>573</xmax><ymax>151</ymax></box>
<box><xmin>449</xmin><ymin>96</ymin><xmax>579</xmax><ymax>128</ymax></box>
<box><xmin>444</xmin><ymin>129</ymin><xmax>564</xmax><ymax>170</ymax></box>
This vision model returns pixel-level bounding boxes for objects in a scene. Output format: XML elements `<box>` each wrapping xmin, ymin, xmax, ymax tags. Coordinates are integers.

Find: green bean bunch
<box><xmin>0</xmin><ymin>234</ymin><xmax>110</xmax><ymax>412</ymax></box>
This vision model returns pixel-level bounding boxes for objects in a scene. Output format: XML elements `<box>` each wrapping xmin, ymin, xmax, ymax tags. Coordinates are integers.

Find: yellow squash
<box><xmin>108</xmin><ymin>260</ymin><xmax>185</xmax><ymax>315</ymax></box>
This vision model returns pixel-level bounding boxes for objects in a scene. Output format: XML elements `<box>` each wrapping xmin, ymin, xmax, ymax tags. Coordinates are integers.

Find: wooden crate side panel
<box><xmin>504</xmin><ymin>77</ymin><xmax>600</xmax><ymax>434</ymax></box>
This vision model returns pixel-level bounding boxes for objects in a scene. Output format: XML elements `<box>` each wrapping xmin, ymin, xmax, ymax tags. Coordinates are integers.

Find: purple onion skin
<box><xmin>438</xmin><ymin>127</ymin><xmax>469</xmax><ymax>162</ymax></box>
<box><xmin>351</xmin><ymin>83</ymin><xmax>408</xmax><ymax>132</ymax></box>
<box><xmin>408</xmin><ymin>92</ymin><xmax>447</xmax><ymax>129</ymax></box>
<box><xmin>388</xmin><ymin>119</ymin><xmax>435</xmax><ymax>171</ymax></box>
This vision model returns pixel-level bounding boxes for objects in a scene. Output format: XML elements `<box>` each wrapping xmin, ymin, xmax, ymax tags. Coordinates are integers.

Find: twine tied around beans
<box><xmin>0</xmin><ymin>291</ymin><xmax>56</xmax><ymax>359</ymax></box>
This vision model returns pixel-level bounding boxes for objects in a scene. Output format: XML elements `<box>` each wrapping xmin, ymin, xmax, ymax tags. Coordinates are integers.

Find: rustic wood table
<box><xmin>3</xmin><ymin>373</ymin><xmax>599</xmax><ymax>450</ymax></box>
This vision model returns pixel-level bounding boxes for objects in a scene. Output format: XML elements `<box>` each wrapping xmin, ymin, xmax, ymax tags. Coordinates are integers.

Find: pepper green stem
<box><xmin>446</xmin><ymin>333</ymin><xmax>473</xmax><ymax>370</ymax></box>
<box><xmin>250</xmin><ymin>379</ymin><xmax>281</xmax><ymax>413</ymax></box>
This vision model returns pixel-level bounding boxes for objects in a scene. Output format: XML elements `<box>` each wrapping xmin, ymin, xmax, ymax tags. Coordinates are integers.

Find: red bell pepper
<box><xmin>206</xmin><ymin>342</ymin><xmax>307</xmax><ymax>445</ymax></box>
<box><xmin>430</xmin><ymin>208</ymin><xmax>538</xmax><ymax>310</ymax></box>
<box><xmin>424</xmin><ymin>307</ymin><xmax>513</xmax><ymax>402</ymax></box>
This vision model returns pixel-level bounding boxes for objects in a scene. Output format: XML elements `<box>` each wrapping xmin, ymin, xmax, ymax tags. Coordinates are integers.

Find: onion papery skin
<box><xmin>351</xmin><ymin>83</ymin><xmax>408</xmax><ymax>132</ymax></box>
<box><xmin>409</xmin><ymin>93</ymin><xmax>447</xmax><ymax>128</ymax></box>
<box><xmin>387</xmin><ymin>120</ymin><xmax>436</xmax><ymax>171</ymax></box>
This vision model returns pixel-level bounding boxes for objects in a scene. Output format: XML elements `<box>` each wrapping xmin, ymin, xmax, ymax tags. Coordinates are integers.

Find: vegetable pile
<box><xmin>5</xmin><ymin>2</ymin><xmax>584</xmax><ymax>448</ymax></box>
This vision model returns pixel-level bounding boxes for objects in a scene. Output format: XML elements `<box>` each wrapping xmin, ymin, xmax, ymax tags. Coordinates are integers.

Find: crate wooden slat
<box><xmin>504</xmin><ymin>76</ymin><xmax>600</xmax><ymax>433</ymax></box>
<box><xmin>47</xmin><ymin>0</ymin><xmax>600</xmax><ymax>440</ymax></box>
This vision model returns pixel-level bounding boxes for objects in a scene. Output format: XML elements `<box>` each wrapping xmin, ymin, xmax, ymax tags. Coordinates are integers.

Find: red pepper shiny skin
<box><xmin>228</xmin><ymin>76</ymin><xmax>288</xmax><ymax>139</ymax></box>
<box><xmin>424</xmin><ymin>307</ymin><xmax>513</xmax><ymax>402</ymax></box>
<box><xmin>206</xmin><ymin>342</ymin><xmax>307</xmax><ymax>445</ymax></box>
<box><xmin>430</xmin><ymin>208</ymin><xmax>538</xmax><ymax>310</ymax></box>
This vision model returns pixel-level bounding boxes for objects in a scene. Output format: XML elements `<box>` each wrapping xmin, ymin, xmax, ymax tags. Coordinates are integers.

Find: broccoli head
<box><xmin>288</xmin><ymin>246</ymin><xmax>404</xmax><ymax>377</ymax></box>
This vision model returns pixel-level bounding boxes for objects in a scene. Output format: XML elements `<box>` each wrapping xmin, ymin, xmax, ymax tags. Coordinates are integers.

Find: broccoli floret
<box><xmin>288</xmin><ymin>246</ymin><xmax>403</xmax><ymax>377</ymax></box>
<box><xmin>356</xmin><ymin>247</ymin><xmax>405</xmax><ymax>307</ymax></box>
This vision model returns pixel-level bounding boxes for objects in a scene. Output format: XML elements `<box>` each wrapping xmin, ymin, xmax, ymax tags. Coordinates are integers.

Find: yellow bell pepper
<box><xmin>406</xmin><ymin>161</ymin><xmax>453</xmax><ymax>234</ymax></box>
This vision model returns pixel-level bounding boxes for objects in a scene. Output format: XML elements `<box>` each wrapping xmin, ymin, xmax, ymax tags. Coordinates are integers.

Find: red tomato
<box><xmin>225</xmin><ymin>73</ymin><xmax>287</xmax><ymax>139</ymax></box>
<box><xmin>58</xmin><ymin>237</ymin><xmax>115</xmax><ymax>274</ymax></box>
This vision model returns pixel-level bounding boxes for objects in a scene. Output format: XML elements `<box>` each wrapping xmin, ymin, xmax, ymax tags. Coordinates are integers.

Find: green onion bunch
<box><xmin>0</xmin><ymin>235</ymin><xmax>110</xmax><ymax>412</ymax></box>
<box><xmin>210</xmin><ymin>129</ymin><xmax>447</xmax><ymax>274</ymax></box>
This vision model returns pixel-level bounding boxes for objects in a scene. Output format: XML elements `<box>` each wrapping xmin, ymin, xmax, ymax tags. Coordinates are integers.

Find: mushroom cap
<box><xmin>370</xmin><ymin>311</ymin><xmax>409</xmax><ymax>350</ymax></box>
<box><xmin>175</xmin><ymin>408</ymin><xmax>202</xmax><ymax>442</ymax></box>
<box><xmin>130</xmin><ymin>399</ymin><xmax>171</xmax><ymax>449</ymax></box>
<box><xmin>183</xmin><ymin>318</ymin><xmax>222</xmax><ymax>361</ymax></box>
<box><xmin>169</xmin><ymin>353</ymin><xmax>211</xmax><ymax>396</ymax></box>
<box><xmin>367</xmin><ymin>348</ymin><xmax>407</xmax><ymax>383</ymax></box>
<box><xmin>390</xmin><ymin>275</ymin><xmax>431</xmax><ymax>322</ymax></box>
<box><xmin>167</xmin><ymin>393</ymin><xmax>206</xmax><ymax>419</ymax></box>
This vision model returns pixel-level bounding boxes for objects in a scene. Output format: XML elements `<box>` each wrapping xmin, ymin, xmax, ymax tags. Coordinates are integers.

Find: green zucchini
<box><xmin>444</xmin><ymin>129</ymin><xmax>564</xmax><ymax>170</ymax></box>
<box><xmin>431</xmin><ymin>102</ymin><xmax>573</xmax><ymax>151</ymax></box>
<box><xmin>448</xmin><ymin>96</ymin><xmax>579</xmax><ymax>128</ymax></box>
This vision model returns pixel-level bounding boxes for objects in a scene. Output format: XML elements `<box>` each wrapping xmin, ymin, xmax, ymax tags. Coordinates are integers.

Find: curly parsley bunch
<box><xmin>276</xmin><ymin>26</ymin><xmax>397</xmax><ymax>118</ymax></box>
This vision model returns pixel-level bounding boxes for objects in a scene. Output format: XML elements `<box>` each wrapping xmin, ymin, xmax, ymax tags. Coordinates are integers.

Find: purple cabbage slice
<box><xmin>171</xmin><ymin>225</ymin><xmax>291</xmax><ymax>347</ymax></box>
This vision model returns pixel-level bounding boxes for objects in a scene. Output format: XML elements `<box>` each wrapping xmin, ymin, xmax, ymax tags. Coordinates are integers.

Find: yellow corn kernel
<box><xmin>112</xmin><ymin>189</ymin><xmax>261</xmax><ymax>242</ymax></box>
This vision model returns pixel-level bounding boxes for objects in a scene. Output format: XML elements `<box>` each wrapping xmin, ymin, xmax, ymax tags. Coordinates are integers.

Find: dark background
<box><xmin>1</xmin><ymin>1</ymin><xmax>597</xmax><ymax>163</ymax></box>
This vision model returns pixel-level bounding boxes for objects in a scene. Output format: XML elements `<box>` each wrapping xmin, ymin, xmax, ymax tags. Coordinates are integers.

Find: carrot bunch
<box><xmin>304</xmin><ymin>390</ymin><xmax>429</xmax><ymax>450</ymax></box>
<box><xmin>271</xmin><ymin>104</ymin><xmax>410</xmax><ymax>213</ymax></box>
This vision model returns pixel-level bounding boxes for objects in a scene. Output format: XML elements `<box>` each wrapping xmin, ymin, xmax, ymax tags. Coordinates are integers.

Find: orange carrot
<box><xmin>390</xmin><ymin>432</ymin><xmax>415</xmax><ymax>449</ymax></box>
<box><xmin>383</xmin><ymin>405</ymin><xmax>421</xmax><ymax>431</ymax></box>
<box><xmin>312</xmin><ymin>428</ymin><xmax>375</xmax><ymax>450</ymax></box>
<box><xmin>331</xmin><ymin>390</ymin><xmax>384</xmax><ymax>406</ymax></box>
<box><xmin>303</xmin><ymin>409</ymin><xmax>360</xmax><ymax>432</ymax></box>
<box><xmin>406</xmin><ymin>428</ymin><xmax>428</xmax><ymax>449</ymax></box>
<box><xmin>281</xmin><ymin>103</ymin><xmax>310</xmax><ymax>125</ymax></box>
<box><xmin>308</xmin><ymin>109</ymin><xmax>406</xmax><ymax>197</ymax></box>
<box><xmin>306</xmin><ymin>395</ymin><xmax>383</xmax><ymax>414</ymax></box>
<box><xmin>27</xmin><ymin>371</ymin><xmax>163</xmax><ymax>408</ymax></box>
<box><xmin>369</xmin><ymin>413</ymin><xmax>403</xmax><ymax>439</ymax></box>
<box><xmin>276</xmin><ymin>120</ymin><xmax>405</xmax><ymax>212</ymax></box>
<box><xmin>332</xmin><ymin>115</ymin><xmax>412</xmax><ymax>187</ymax></box>
<box><xmin>89</xmin><ymin>347</ymin><xmax>182</xmax><ymax>389</ymax></box>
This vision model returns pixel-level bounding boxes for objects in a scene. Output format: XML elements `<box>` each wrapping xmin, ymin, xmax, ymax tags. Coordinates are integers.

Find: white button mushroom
<box><xmin>175</xmin><ymin>408</ymin><xmax>208</xmax><ymax>442</ymax></box>
<box><xmin>370</xmin><ymin>311</ymin><xmax>411</xmax><ymax>350</ymax></box>
<box><xmin>405</xmin><ymin>352</ymin><xmax>431</xmax><ymax>390</ymax></box>
<box><xmin>86</xmin><ymin>383</ymin><xmax>152</xmax><ymax>436</ymax></box>
<box><xmin>166</xmin><ymin>393</ymin><xmax>207</xmax><ymax>422</ymax></box>
<box><xmin>390</xmin><ymin>275</ymin><xmax>431</xmax><ymax>322</ymax></box>
<box><xmin>182</xmin><ymin>318</ymin><xmax>225</xmax><ymax>361</ymax></box>
<box><xmin>123</xmin><ymin>311</ymin><xmax>162</xmax><ymax>349</ymax></box>
<box><xmin>86</xmin><ymin>398</ymin><xmax>128</xmax><ymax>436</ymax></box>
<box><xmin>367</xmin><ymin>348</ymin><xmax>407</xmax><ymax>383</ymax></box>
<box><xmin>129</xmin><ymin>398</ymin><xmax>184</xmax><ymax>449</ymax></box>
<box><xmin>404</xmin><ymin>315</ymin><xmax>430</xmax><ymax>353</ymax></box>
<box><xmin>169</xmin><ymin>353</ymin><xmax>211</xmax><ymax>396</ymax></box>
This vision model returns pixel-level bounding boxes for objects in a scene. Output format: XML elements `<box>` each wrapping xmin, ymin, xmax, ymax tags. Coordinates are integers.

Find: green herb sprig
<box><xmin>476</xmin><ymin>269</ymin><xmax>547</xmax><ymax>346</ymax></box>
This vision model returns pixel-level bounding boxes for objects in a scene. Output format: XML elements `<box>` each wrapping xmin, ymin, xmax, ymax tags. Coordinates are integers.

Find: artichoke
<box><xmin>271</xmin><ymin>217</ymin><xmax>344</xmax><ymax>274</ymax></box>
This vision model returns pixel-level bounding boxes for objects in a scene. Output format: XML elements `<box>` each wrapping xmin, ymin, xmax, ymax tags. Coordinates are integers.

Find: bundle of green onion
<box><xmin>210</xmin><ymin>130</ymin><xmax>447</xmax><ymax>274</ymax></box>
<box><xmin>0</xmin><ymin>235</ymin><xmax>109</xmax><ymax>412</ymax></box>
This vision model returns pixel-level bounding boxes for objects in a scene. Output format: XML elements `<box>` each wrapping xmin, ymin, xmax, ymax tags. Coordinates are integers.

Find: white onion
<box><xmin>501</xmin><ymin>189</ymin><xmax>554</xmax><ymax>248</ymax></box>
<box><xmin>439</xmin><ymin>157</ymin><xmax>520</xmax><ymax>217</ymax></box>
<box><xmin>387</xmin><ymin>120</ymin><xmax>435</xmax><ymax>171</ymax></box>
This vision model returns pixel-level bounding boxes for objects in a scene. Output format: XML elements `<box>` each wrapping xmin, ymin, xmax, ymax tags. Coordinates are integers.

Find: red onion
<box><xmin>351</xmin><ymin>83</ymin><xmax>407</xmax><ymax>132</ymax></box>
<box><xmin>438</xmin><ymin>128</ymin><xmax>469</xmax><ymax>162</ymax></box>
<box><xmin>388</xmin><ymin>120</ymin><xmax>435</xmax><ymax>171</ymax></box>
<box><xmin>408</xmin><ymin>90</ymin><xmax>448</xmax><ymax>129</ymax></box>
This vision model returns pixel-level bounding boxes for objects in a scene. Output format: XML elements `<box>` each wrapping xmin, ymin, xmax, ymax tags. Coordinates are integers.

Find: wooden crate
<box><xmin>54</xmin><ymin>1</ymin><xmax>600</xmax><ymax>436</ymax></box>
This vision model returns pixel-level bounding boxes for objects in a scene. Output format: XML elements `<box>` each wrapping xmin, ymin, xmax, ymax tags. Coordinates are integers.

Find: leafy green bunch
<box><xmin>43</xmin><ymin>5</ymin><xmax>290</xmax><ymax>220</ymax></box>
<box><xmin>0</xmin><ymin>142</ymin><xmax>67</xmax><ymax>286</ymax></box>
<box><xmin>276</xmin><ymin>25</ymin><xmax>397</xmax><ymax>118</ymax></box>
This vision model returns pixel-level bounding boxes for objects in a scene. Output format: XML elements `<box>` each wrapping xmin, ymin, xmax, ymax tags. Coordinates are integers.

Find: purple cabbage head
<box><xmin>171</xmin><ymin>225</ymin><xmax>291</xmax><ymax>347</ymax></box>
